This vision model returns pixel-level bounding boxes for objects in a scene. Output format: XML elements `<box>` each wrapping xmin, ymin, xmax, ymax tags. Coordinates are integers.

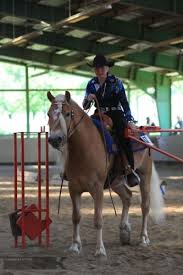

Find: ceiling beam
<box><xmin>0</xmin><ymin>24</ymin><xmax>126</xmax><ymax>55</ymax></box>
<box><xmin>0</xmin><ymin>45</ymin><xmax>139</xmax><ymax>80</ymax></box>
<box><xmin>0</xmin><ymin>0</ymin><xmax>66</xmax><ymax>22</ymax></box>
<box><xmin>0</xmin><ymin>46</ymin><xmax>83</xmax><ymax>67</ymax></box>
<box><xmin>1</xmin><ymin>23</ymin><xmax>183</xmax><ymax>73</ymax></box>
<box><xmin>1</xmin><ymin>2</ymin><xmax>183</xmax><ymax>48</ymax></box>
<box><xmin>125</xmin><ymin>49</ymin><xmax>183</xmax><ymax>72</ymax></box>
<box><xmin>119</xmin><ymin>0</ymin><xmax>183</xmax><ymax>16</ymax></box>
<box><xmin>1</xmin><ymin>0</ymin><xmax>183</xmax><ymax>25</ymax></box>
<box><xmin>0</xmin><ymin>44</ymin><xmax>173</xmax><ymax>92</ymax></box>
<box><xmin>74</xmin><ymin>16</ymin><xmax>183</xmax><ymax>44</ymax></box>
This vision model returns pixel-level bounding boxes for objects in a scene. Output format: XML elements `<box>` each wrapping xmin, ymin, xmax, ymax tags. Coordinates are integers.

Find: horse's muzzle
<box><xmin>48</xmin><ymin>134</ymin><xmax>66</xmax><ymax>149</ymax></box>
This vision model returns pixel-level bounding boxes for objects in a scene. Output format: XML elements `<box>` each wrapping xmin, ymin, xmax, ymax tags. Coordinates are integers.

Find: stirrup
<box><xmin>126</xmin><ymin>169</ymin><xmax>140</xmax><ymax>187</ymax></box>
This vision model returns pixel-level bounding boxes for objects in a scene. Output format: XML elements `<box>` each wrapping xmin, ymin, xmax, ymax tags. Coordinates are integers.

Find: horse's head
<box><xmin>47</xmin><ymin>90</ymin><xmax>73</xmax><ymax>150</ymax></box>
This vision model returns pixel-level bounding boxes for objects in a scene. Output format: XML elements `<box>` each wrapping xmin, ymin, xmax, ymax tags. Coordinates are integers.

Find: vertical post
<box><xmin>13</xmin><ymin>133</ymin><xmax>18</xmax><ymax>248</ymax></box>
<box><xmin>45</xmin><ymin>132</ymin><xmax>50</xmax><ymax>246</ymax></box>
<box><xmin>25</xmin><ymin>65</ymin><xmax>30</xmax><ymax>133</ymax></box>
<box><xmin>21</xmin><ymin>132</ymin><xmax>26</xmax><ymax>248</ymax></box>
<box><xmin>155</xmin><ymin>74</ymin><xmax>172</xmax><ymax>131</ymax></box>
<box><xmin>38</xmin><ymin>132</ymin><xmax>42</xmax><ymax>245</ymax></box>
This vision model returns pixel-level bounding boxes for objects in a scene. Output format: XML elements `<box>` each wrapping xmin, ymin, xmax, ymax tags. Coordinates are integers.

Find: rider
<box><xmin>82</xmin><ymin>54</ymin><xmax>140</xmax><ymax>187</ymax></box>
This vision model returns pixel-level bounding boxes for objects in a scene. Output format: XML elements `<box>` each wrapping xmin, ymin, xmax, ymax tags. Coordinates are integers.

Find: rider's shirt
<box><xmin>84</xmin><ymin>74</ymin><xmax>133</xmax><ymax>121</ymax></box>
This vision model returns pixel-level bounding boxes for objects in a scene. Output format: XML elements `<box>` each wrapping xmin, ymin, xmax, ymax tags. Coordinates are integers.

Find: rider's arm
<box><xmin>117</xmin><ymin>79</ymin><xmax>134</xmax><ymax>122</ymax></box>
<box><xmin>82</xmin><ymin>80</ymin><xmax>95</xmax><ymax>110</ymax></box>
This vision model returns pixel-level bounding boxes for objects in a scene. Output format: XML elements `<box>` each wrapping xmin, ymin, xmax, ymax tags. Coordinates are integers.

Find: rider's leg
<box><xmin>123</xmin><ymin>139</ymin><xmax>140</xmax><ymax>187</ymax></box>
<box><xmin>106</xmin><ymin>111</ymin><xmax>140</xmax><ymax>187</ymax></box>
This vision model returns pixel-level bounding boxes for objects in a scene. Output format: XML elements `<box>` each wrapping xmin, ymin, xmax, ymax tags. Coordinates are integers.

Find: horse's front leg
<box><xmin>69</xmin><ymin>188</ymin><xmax>82</xmax><ymax>254</ymax></box>
<box><xmin>92</xmin><ymin>184</ymin><xmax>106</xmax><ymax>257</ymax></box>
<box><xmin>138</xmin><ymin>162</ymin><xmax>152</xmax><ymax>246</ymax></box>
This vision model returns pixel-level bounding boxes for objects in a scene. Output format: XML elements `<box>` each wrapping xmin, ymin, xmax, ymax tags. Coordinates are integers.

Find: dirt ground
<box><xmin>0</xmin><ymin>162</ymin><xmax>183</xmax><ymax>275</ymax></box>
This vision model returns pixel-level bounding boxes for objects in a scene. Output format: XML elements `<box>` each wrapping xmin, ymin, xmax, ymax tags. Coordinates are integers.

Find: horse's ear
<box><xmin>47</xmin><ymin>91</ymin><xmax>55</xmax><ymax>102</ymax></box>
<box><xmin>65</xmin><ymin>91</ymin><xmax>71</xmax><ymax>103</ymax></box>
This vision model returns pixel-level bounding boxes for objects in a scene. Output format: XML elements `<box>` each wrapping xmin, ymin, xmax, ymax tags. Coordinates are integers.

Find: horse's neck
<box><xmin>68</xmin><ymin>108</ymin><xmax>99</xmax><ymax>150</ymax></box>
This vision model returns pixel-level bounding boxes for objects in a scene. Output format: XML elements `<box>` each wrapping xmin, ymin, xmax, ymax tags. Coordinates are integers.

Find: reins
<box><xmin>56</xmin><ymin>97</ymin><xmax>117</xmax><ymax>217</ymax></box>
<box><xmin>94</xmin><ymin>98</ymin><xmax>108</xmax><ymax>171</ymax></box>
<box><xmin>57</xmin><ymin>103</ymin><xmax>92</xmax><ymax>215</ymax></box>
<box><xmin>94</xmin><ymin>97</ymin><xmax>117</xmax><ymax>216</ymax></box>
<box><xmin>67</xmin><ymin>108</ymin><xmax>88</xmax><ymax>138</ymax></box>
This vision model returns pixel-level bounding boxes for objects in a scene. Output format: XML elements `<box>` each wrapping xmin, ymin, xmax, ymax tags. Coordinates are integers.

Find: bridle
<box><xmin>49</xmin><ymin>100</ymin><xmax>90</xmax><ymax>144</ymax></box>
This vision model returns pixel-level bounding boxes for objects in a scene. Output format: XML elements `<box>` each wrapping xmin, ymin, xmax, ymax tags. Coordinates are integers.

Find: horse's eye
<box><xmin>65</xmin><ymin>112</ymin><xmax>70</xmax><ymax>118</ymax></box>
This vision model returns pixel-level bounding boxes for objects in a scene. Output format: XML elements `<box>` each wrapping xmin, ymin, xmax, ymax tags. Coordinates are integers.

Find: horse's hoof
<box><xmin>95</xmin><ymin>247</ymin><xmax>106</xmax><ymax>257</ymax></box>
<box><xmin>140</xmin><ymin>235</ymin><xmax>150</xmax><ymax>246</ymax></box>
<box><xmin>69</xmin><ymin>242</ymin><xmax>82</xmax><ymax>254</ymax></box>
<box><xmin>119</xmin><ymin>224</ymin><xmax>131</xmax><ymax>245</ymax></box>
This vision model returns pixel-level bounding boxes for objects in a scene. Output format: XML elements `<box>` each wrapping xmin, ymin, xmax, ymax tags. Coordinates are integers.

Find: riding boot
<box><xmin>119</xmin><ymin>141</ymin><xmax>140</xmax><ymax>187</ymax></box>
<box><xmin>125</xmin><ymin>148</ymin><xmax>140</xmax><ymax>187</ymax></box>
<box><xmin>126</xmin><ymin>167</ymin><xmax>140</xmax><ymax>187</ymax></box>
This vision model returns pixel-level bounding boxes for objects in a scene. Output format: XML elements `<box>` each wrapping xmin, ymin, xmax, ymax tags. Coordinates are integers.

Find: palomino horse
<box><xmin>47</xmin><ymin>91</ymin><xmax>164</xmax><ymax>256</ymax></box>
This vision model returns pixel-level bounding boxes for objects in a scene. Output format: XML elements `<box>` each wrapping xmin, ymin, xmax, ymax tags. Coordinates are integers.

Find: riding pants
<box><xmin>105</xmin><ymin>110</ymin><xmax>134</xmax><ymax>169</ymax></box>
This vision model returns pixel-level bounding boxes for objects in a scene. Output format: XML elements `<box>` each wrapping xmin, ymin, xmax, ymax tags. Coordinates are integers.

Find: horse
<box><xmin>47</xmin><ymin>90</ymin><xmax>164</xmax><ymax>257</ymax></box>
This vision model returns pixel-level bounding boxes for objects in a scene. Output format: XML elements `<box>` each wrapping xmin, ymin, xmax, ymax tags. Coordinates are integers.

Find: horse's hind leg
<box><xmin>138</xmin><ymin>157</ymin><xmax>152</xmax><ymax>246</ymax></box>
<box><xmin>111</xmin><ymin>176</ymin><xmax>132</xmax><ymax>245</ymax></box>
<box><xmin>69</xmin><ymin>188</ymin><xmax>82</xmax><ymax>254</ymax></box>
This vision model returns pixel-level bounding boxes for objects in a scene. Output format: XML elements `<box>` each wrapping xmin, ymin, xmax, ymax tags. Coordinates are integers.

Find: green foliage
<box><xmin>0</xmin><ymin>92</ymin><xmax>25</xmax><ymax>114</ymax></box>
<box><xmin>0</xmin><ymin>62</ymin><xmax>25</xmax><ymax>89</ymax></box>
<box><xmin>0</xmin><ymin>61</ymin><xmax>90</xmax><ymax>133</ymax></box>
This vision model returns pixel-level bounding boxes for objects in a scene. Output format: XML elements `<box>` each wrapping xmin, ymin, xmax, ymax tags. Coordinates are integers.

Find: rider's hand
<box><xmin>128</xmin><ymin>121</ymin><xmax>138</xmax><ymax>134</ymax></box>
<box><xmin>87</xmin><ymin>94</ymin><xmax>96</xmax><ymax>101</ymax></box>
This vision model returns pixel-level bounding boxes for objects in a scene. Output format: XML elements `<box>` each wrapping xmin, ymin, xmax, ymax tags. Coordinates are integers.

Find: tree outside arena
<box><xmin>0</xmin><ymin>61</ymin><xmax>182</xmax><ymax>134</ymax></box>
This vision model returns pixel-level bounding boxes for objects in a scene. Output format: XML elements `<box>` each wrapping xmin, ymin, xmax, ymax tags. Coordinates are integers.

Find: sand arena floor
<box><xmin>0</xmin><ymin>162</ymin><xmax>183</xmax><ymax>275</ymax></box>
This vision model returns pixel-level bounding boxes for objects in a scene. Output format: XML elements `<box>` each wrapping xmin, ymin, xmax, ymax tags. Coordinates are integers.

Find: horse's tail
<box><xmin>150</xmin><ymin>162</ymin><xmax>165</xmax><ymax>223</ymax></box>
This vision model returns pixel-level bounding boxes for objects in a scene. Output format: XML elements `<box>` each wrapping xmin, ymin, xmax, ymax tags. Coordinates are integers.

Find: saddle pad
<box><xmin>92</xmin><ymin>118</ymin><xmax>152</xmax><ymax>154</ymax></box>
<box><xmin>92</xmin><ymin>118</ymin><xmax>117</xmax><ymax>154</ymax></box>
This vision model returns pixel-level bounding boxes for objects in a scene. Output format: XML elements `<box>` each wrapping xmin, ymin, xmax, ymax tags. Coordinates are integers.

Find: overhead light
<box><xmin>13</xmin><ymin>31</ymin><xmax>43</xmax><ymax>45</ymax></box>
<box><xmin>97</xmin><ymin>36</ymin><xmax>115</xmax><ymax>43</ymax></box>
<box><xmin>115</xmin><ymin>60</ymin><xmax>132</xmax><ymax>66</ymax></box>
<box><xmin>166</xmin><ymin>72</ymin><xmax>179</xmax><ymax>76</ymax></box>
<box><xmin>66</xmin><ymin>29</ymin><xmax>91</xmax><ymax>38</ymax></box>
<box><xmin>129</xmin><ymin>42</ymin><xmax>152</xmax><ymax>51</ymax></box>
<box><xmin>48</xmin><ymin>0</ymin><xmax>120</xmax><ymax>30</ymax></box>
<box><xmin>57</xmin><ymin>14</ymin><xmax>89</xmax><ymax>25</ymax></box>
<box><xmin>0</xmin><ymin>31</ymin><xmax>43</xmax><ymax>48</ymax></box>
<box><xmin>105</xmin><ymin>4</ymin><xmax>112</xmax><ymax>9</ymax></box>
<box><xmin>108</xmin><ymin>52</ymin><xmax>125</xmax><ymax>59</ymax></box>
<box><xmin>85</xmin><ymin>55</ymin><xmax>95</xmax><ymax>61</ymax></box>
<box><xmin>155</xmin><ymin>36</ymin><xmax>183</xmax><ymax>47</ymax></box>
<box><xmin>33</xmin><ymin>20</ymin><xmax>51</xmax><ymax>30</ymax></box>
<box><xmin>56</xmin><ymin>49</ymin><xmax>71</xmax><ymax>55</ymax></box>
<box><xmin>170</xmin><ymin>38</ymin><xmax>183</xmax><ymax>45</ymax></box>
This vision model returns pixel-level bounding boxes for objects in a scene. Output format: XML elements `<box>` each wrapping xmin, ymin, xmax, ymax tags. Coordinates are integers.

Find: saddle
<box><xmin>91</xmin><ymin>112</ymin><xmax>149</xmax><ymax>188</ymax></box>
<box><xmin>91</xmin><ymin>112</ymin><xmax>113</xmax><ymax>132</ymax></box>
<box><xmin>91</xmin><ymin>112</ymin><xmax>127</xmax><ymax>175</ymax></box>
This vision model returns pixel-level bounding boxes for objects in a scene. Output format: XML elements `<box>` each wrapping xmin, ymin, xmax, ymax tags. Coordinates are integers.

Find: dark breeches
<box><xmin>106</xmin><ymin>110</ymin><xmax>134</xmax><ymax>169</ymax></box>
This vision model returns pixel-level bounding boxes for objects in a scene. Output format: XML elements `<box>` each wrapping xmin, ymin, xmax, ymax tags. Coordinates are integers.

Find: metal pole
<box><xmin>13</xmin><ymin>133</ymin><xmax>18</xmax><ymax>248</ymax></box>
<box><xmin>45</xmin><ymin>132</ymin><xmax>50</xmax><ymax>246</ymax></box>
<box><xmin>21</xmin><ymin>132</ymin><xmax>26</xmax><ymax>248</ymax></box>
<box><xmin>38</xmin><ymin>132</ymin><xmax>42</xmax><ymax>245</ymax></box>
<box><xmin>129</xmin><ymin>134</ymin><xmax>183</xmax><ymax>163</ymax></box>
<box><xmin>25</xmin><ymin>65</ymin><xmax>30</xmax><ymax>133</ymax></box>
<box><xmin>137</xmin><ymin>127</ymin><xmax>183</xmax><ymax>133</ymax></box>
